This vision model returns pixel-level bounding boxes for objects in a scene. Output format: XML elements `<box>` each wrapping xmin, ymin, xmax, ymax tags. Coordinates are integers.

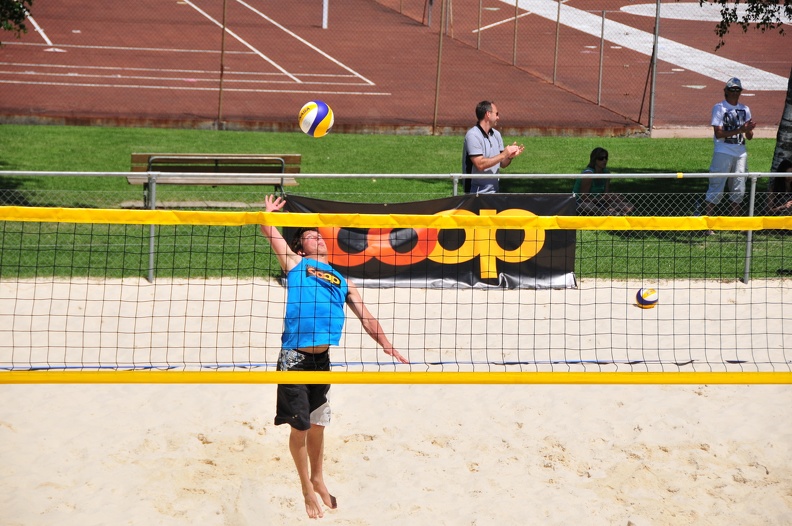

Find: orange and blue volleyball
<box><xmin>298</xmin><ymin>100</ymin><xmax>334</xmax><ymax>138</ymax></box>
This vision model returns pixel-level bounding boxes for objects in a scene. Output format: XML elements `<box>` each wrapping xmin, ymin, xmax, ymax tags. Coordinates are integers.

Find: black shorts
<box><xmin>274</xmin><ymin>348</ymin><xmax>331</xmax><ymax>431</ymax></box>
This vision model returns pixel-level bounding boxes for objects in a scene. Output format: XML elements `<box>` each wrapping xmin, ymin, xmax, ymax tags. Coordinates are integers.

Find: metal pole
<box><xmin>742</xmin><ymin>176</ymin><xmax>758</xmax><ymax>284</ymax></box>
<box><xmin>553</xmin><ymin>0</ymin><xmax>560</xmax><ymax>84</ymax></box>
<box><xmin>512</xmin><ymin>0</ymin><xmax>518</xmax><ymax>66</ymax></box>
<box><xmin>447</xmin><ymin>0</ymin><xmax>453</xmax><ymax>37</ymax></box>
<box><xmin>147</xmin><ymin>177</ymin><xmax>157</xmax><ymax>283</ymax></box>
<box><xmin>322</xmin><ymin>0</ymin><xmax>329</xmax><ymax>29</ymax></box>
<box><xmin>431</xmin><ymin>0</ymin><xmax>446</xmax><ymax>134</ymax></box>
<box><xmin>648</xmin><ymin>0</ymin><xmax>660</xmax><ymax>133</ymax></box>
<box><xmin>216</xmin><ymin>0</ymin><xmax>228</xmax><ymax>128</ymax></box>
<box><xmin>427</xmin><ymin>0</ymin><xmax>433</xmax><ymax>27</ymax></box>
<box><xmin>477</xmin><ymin>0</ymin><xmax>482</xmax><ymax>49</ymax></box>
<box><xmin>598</xmin><ymin>11</ymin><xmax>605</xmax><ymax>106</ymax></box>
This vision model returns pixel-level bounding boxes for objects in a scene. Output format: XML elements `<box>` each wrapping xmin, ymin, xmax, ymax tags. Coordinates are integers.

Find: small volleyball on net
<box><xmin>635</xmin><ymin>287</ymin><xmax>659</xmax><ymax>309</ymax></box>
<box><xmin>298</xmin><ymin>100</ymin><xmax>334</xmax><ymax>138</ymax></box>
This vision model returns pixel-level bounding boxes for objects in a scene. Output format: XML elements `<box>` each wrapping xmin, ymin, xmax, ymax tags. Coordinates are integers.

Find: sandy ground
<box><xmin>1</xmin><ymin>383</ymin><xmax>791</xmax><ymax>526</ymax></box>
<box><xmin>1</xmin><ymin>276</ymin><xmax>791</xmax><ymax>525</ymax></box>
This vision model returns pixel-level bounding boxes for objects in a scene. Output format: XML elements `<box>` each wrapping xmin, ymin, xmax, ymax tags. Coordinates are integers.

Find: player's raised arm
<box><xmin>260</xmin><ymin>195</ymin><xmax>301</xmax><ymax>272</ymax></box>
<box><xmin>345</xmin><ymin>281</ymin><xmax>409</xmax><ymax>364</ymax></box>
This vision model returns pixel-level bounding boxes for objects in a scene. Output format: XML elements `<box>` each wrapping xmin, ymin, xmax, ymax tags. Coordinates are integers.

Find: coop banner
<box><xmin>284</xmin><ymin>194</ymin><xmax>577</xmax><ymax>289</ymax></box>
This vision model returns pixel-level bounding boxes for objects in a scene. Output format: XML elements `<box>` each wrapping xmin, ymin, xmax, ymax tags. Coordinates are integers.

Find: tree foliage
<box><xmin>699</xmin><ymin>0</ymin><xmax>792</xmax><ymax>48</ymax></box>
<box><xmin>1</xmin><ymin>0</ymin><xmax>33</xmax><ymax>39</ymax></box>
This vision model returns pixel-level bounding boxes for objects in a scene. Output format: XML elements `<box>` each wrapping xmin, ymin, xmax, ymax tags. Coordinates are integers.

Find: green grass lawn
<box><xmin>0</xmin><ymin>123</ymin><xmax>778</xmax><ymax>196</ymax></box>
<box><xmin>0</xmin><ymin>124</ymin><xmax>787</xmax><ymax>281</ymax></box>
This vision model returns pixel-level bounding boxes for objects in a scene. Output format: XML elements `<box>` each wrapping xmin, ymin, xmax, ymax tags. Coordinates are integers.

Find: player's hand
<box><xmin>505</xmin><ymin>142</ymin><xmax>524</xmax><ymax>158</ymax></box>
<box><xmin>384</xmin><ymin>346</ymin><xmax>409</xmax><ymax>364</ymax></box>
<box><xmin>743</xmin><ymin>119</ymin><xmax>756</xmax><ymax>132</ymax></box>
<box><xmin>264</xmin><ymin>194</ymin><xmax>286</xmax><ymax>213</ymax></box>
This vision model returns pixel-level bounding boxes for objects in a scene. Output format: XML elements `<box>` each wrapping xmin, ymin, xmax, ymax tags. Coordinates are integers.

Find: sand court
<box><xmin>1</xmin><ymin>277</ymin><xmax>791</xmax><ymax>523</ymax></box>
<box><xmin>1</xmin><ymin>383</ymin><xmax>791</xmax><ymax>525</ymax></box>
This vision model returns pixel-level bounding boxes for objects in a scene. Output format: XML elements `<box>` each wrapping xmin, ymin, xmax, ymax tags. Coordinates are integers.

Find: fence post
<box><xmin>742</xmin><ymin>175</ymin><xmax>759</xmax><ymax>284</ymax></box>
<box><xmin>425</xmin><ymin>0</ymin><xmax>433</xmax><ymax>26</ymax></box>
<box><xmin>477</xmin><ymin>0</ymin><xmax>482</xmax><ymax>49</ymax></box>
<box><xmin>598</xmin><ymin>11</ymin><xmax>605</xmax><ymax>106</ymax></box>
<box><xmin>216</xmin><ymin>0</ymin><xmax>228</xmax><ymax>128</ymax></box>
<box><xmin>649</xmin><ymin>0</ymin><xmax>661</xmax><ymax>132</ymax></box>
<box><xmin>431</xmin><ymin>0</ymin><xmax>447</xmax><ymax>134</ymax></box>
<box><xmin>512</xmin><ymin>0</ymin><xmax>519</xmax><ymax>66</ymax></box>
<box><xmin>146</xmin><ymin>175</ymin><xmax>158</xmax><ymax>284</ymax></box>
<box><xmin>553</xmin><ymin>1</ymin><xmax>561</xmax><ymax>84</ymax></box>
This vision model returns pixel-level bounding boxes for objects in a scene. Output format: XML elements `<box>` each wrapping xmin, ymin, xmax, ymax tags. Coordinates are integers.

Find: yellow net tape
<box><xmin>3</xmin><ymin>371</ymin><xmax>790</xmax><ymax>385</ymax></box>
<box><xmin>0</xmin><ymin>205</ymin><xmax>790</xmax><ymax>230</ymax></box>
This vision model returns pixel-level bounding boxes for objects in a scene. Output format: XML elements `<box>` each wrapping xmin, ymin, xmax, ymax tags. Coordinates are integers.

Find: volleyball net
<box><xmin>1</xmin><ymin>203</ymin><xmax>790</xmax><ymax>384</ymax></box>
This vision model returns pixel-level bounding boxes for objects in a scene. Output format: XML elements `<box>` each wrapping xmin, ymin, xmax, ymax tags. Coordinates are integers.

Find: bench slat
<box><xmin>132</xmin><ymin>153</ymin><xmax>300</xmax><ymax>166</ymax></box>
<box><xmin>129</xmin><ymin>153</ymin><xmax>301</xmax><ymax>187</ymax></box>
<box><xmin>127</xmin><ymin>176</ymin><xmax>299</xmax><ymax>186</ymax></box>
<box><xmin>130</xmin><ymin>165</ymin><xmax>301</xmax><ymax>174</ymax></box>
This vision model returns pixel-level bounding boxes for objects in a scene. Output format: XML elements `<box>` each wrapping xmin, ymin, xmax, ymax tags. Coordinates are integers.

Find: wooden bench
<box><xmin>128</xmin><ymin>153</ymin><xmax>300</xmax><ymax>208</ymax></box>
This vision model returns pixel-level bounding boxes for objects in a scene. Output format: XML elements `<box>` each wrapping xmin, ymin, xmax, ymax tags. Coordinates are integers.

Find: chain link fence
<box><xmin>382</xmin><ymin>0</ymin><xmax>789</xmax><ymax>128</ymax></box>
<box><xmin>397</xmin><ymin>1</ymin><xmax>658</xmax><ymax>123</ymax></box>
<box><xmin>1</xmin><ymin>173</ymin><xmax>790</xmax><ymax>283</ymax></box>
<box><xmin>1</xmin><ymin>1</ymin><xmax>787</xmax><ymax>132</ymax></box>
<box><xmin>0</xmin><ymin>172</ymin><xmax>784</xmax><ymax>217</ymax></box>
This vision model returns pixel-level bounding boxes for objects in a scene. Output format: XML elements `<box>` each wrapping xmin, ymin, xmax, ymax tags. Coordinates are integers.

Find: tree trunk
<box><xmin>771</xmin><ymin>65</ymin><xmax>792</xmax><ymax>171</ymax></box>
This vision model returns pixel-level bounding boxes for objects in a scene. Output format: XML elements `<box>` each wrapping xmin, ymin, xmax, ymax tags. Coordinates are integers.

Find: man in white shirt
<box><xmin>704</xmin><ymin>77</ymin><xmax>756</xmax><ymax>225</ymax></box>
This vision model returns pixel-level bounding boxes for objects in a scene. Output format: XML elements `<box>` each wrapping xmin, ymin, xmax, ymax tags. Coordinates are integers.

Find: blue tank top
<box><xmin>282</xmin><ymin>258</ymin><xmax>349</xmax><ymax>349</ymax></box>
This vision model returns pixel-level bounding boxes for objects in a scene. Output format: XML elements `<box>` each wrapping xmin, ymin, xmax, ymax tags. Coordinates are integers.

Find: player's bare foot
<box><xmin>303</xmin><ymin>491</ymin><xmax>324</xmax><ymax>519</ymax></box>
<box><xmin>312</xmin><ymin>479</ymin><xmax>337</xmax><ymax>509</ymax></box>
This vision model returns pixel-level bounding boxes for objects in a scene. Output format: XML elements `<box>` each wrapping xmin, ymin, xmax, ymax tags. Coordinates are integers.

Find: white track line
<box><xmin>473</xmin><ymin>11</ymin><xmax>534</xmax><ymax>33</ymax></box>
<box><xmin>1</xmin><ymin>41</ymin><xmax>259</xmax><ymax>54</ymax></box>
<box><xmin>0</xmin><ymin>70</ymin><xmax>369</xmax><ymax>87</ymax></box>
<box><xmin>0</xmin><ymin>79</ymin><xmax>390</xmax><ymax>96</ymax></box>
<box><xmin>234</xmin><ymin>0</ymin><xmax>375</xmax><ymax>86</ymax></box>
<box><xmin>502</xmin><ymin>0</ymin><xmax>787</xmax><ymax>91</ymax></box>
<box><xmin>25</xmin><ymin>16</ymin><xmax>53</xmax><ymax>46</ymax></box>
<box><xmin>181</xmin><ymin>0</ymin><xmax>302</xmax><ymax>83</ymax></box>
<box><xmin>0</xmin><ymin>61</ymin><xmax>361</xmax><ymax>79</ymax></box>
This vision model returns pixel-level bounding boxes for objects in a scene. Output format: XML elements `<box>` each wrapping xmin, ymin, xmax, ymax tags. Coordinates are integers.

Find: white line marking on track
<box><xmin>0</xmin><ymin>62</ymin><xmax>362</xmax><ymax>79</ymax></box>
<box><xmin>472</xmin><ymin>11</ymin><xmax>533</xmax><ymax>33</ymax></box>
<box><xmin>234</xmin><ymin>0</ymin><xmax>375</xmax><ymax>86</ymax></box>
<box><xmin>181</xmin><ymin>0</ymin><xmax>302</xmax><ymax>83</ymax></box>
<box><xmin>503</xmin><ymin>0</ymin><xmax>787</xmax><ymax>91</ymax></box>
<box><xmin>26</xmin><ymin>17</ymin><xmax>66</xmax><ymax>52</ymax></box>
<box><xmin>0</xmin><ymin>79</ymin><xmax>390</xmax><ymax>96</ymax></box>
<box><xmin>0</xmin><ymin>70</ymin><xmax>371</xmax><ymax>87</ymax></box>
<box><xmin>26</xmin><ymin>16</ymin><xmax>54</xmax><ymax>46</ymax></box>
<box><xmin>1</xmin><ymin>41</ymin><xmax>253</xmax><ymax>54</ymax></box>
